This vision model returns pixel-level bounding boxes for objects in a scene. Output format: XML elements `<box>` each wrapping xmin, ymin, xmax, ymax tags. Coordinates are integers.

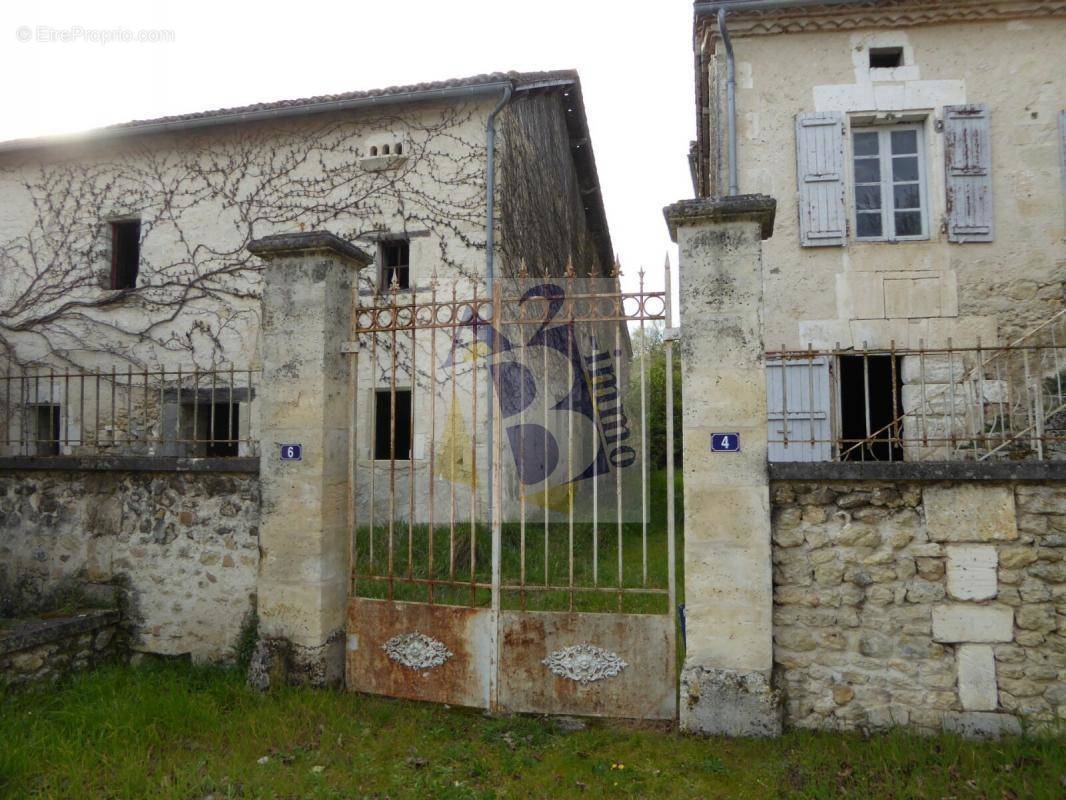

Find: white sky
<box><xmin>1</xmin><ymin>0</ymin><xmax>694</xmax><ymax>304</ymax></box>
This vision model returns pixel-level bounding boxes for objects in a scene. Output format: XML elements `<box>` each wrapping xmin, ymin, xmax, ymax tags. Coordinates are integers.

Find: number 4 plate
<box><xmin>280</xmin><ymin>444</ymin><xmax>303</xmax><ymax>461</ymax></box>
<box><xmin>711</xmin><ymin>433</ymin><xmax>740</xmax><ymax>453</ymax></box>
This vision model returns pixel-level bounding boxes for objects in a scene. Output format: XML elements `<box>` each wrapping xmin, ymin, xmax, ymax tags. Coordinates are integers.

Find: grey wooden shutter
<box><xmin>795</xmin><ymin>112</ymin><xmax>846</xmax><ymax>247</ymax></box>
<box><xmin>766</xmin><ymin>357</ymin><xmax>832</xmax><ymax>462</ymax></box>
<box><xmin>944</xmin><ymin>104</ymin><xmax>994</xmax><ymax>242</ymax></box>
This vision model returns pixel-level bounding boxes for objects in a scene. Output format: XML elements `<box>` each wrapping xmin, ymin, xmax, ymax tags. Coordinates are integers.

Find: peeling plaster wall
<box><xmin>712</xmin><ymin>19</ymin><xmax>1066</xmax><ymax>349</ymax></box>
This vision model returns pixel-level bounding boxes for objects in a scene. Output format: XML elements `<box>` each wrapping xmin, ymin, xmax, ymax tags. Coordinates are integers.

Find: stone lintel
<box><xmin>680</xmin><ymin>665</ymin><xmax>783</xmax><ymax>737</ymax></box>
<box><xmin>248</xmin><ymin>231</ymin><xmax>373</xmax><ymax>266</ymax></box>
<box><xmin>663</xmin><ymin>194</ymin><xmax>777</xmax><ymax>242</ymax></box>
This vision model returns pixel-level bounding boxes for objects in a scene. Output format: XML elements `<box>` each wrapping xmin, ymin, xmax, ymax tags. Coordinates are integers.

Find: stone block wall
<box><xmin>0</xmin><ymin>609</ymin><xmax>124</xmax><ymax>687</ymax></box>
<box><xmin>772</xmin><ymin>480</ymin><xmax>1065</xmax><ymax>734</ymax></box>
<box><xmin>0</xmin><ymin>468</ymin><xmax>259</xmax><ymax>663</ymax></box>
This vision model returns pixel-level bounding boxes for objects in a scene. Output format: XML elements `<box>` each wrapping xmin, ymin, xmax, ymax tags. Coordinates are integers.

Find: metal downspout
<box><xmin>718</xmin><ymin>7</ymin><xmax>739</xmax><ymax>196</ymax></box>
<box><xmin>484</xmin><ymin>84</ymin><xmax>512</xmax><ymax>571</ymax></box>
<box><xmin>485</xmin><ymin>84</ymin><xmax>513</xmax><ymax>291</ymax></box>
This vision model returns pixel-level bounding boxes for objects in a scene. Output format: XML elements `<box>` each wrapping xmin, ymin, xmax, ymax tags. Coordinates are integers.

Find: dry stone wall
<box><xmin>0</xmin><ymin>468</ymin><xmax>259</xmax><ymax>663</ymax></box>
<box><xmin>772</xmin><ymin>480</ymin><xmax>1065</xmax><ymax>734</ymax></box>
<box><xmin>0</xmin><ymin>609</ymin><xmax>124</xmax><ymax>687</ymax></box>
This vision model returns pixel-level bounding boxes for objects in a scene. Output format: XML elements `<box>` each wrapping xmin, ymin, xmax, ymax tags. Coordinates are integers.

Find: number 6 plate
<box><xmin>280</xmin><ymin>444</ymin><xmax>303</xmax><ymax>461</ymax></box>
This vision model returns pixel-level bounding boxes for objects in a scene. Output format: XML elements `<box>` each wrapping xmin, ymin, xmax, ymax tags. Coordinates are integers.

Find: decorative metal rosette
<box><xmin>542</xmin><ymin>643</ymin><xmax>629</xmax><ymax>684</ymax></box>
<box><xmin>381</xmin><ymin>632</ymin><xmax>453</xmax><ymax>670</ymax></box>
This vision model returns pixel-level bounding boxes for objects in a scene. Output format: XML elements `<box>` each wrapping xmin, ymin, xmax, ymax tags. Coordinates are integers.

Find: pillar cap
<box><xmin>664</xmin><ymin>194</ymin><xmax>776</xmax><ymax>242</ymax></box>
<box><xmin>248</xmin><ymin>231</ymin><xmax>373</xmax><ymax>266</ymax></box>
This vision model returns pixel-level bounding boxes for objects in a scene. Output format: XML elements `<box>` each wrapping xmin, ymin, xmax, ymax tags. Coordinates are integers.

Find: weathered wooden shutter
<box><xmin>766</xmin><ymin>357</ymin><xmax>832</xmax><ymax>462</ymax></box>
<box><xmin>795</xmin><ymin>112</ymin><xmax>846</xmax><ymax>247</ymax></box>
<box><xmin>944</xmin><ymin>104</ymin><xmax>994</xmax><ymax>242</ymax></box>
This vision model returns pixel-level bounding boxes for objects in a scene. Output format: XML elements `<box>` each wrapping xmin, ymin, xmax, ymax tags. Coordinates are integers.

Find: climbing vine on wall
<box><xmin>0</xmin><ymin>104</ymin><xmax>488</xmax><ymax>370</ymax></box>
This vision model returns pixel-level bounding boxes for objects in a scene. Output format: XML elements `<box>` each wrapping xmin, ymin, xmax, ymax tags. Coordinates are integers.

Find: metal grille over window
<box><xmin>766</xmin><ymin>309</ymin><xmax>1066</xmax><ymax>463</ymax></box>
<box><xmin>0</xmin><ymin>365</ymin><xmax>260</xmax><ymax>458</ymax></box>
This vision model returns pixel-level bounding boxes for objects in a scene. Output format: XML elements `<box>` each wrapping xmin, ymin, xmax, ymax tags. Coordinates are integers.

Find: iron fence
<box><xmin>766</xmin><ymin>309</ymin><xmax>1066</xmax><ymax>462</ymax></box>
<box><xmin>0</xmin><ymin>364</ymin><xmax>260</xmax><ymax>458</ymax></box>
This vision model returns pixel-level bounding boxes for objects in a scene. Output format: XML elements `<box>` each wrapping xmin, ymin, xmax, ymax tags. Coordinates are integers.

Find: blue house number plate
<box><xmin>280</xmin><ymin>444</ymin><xmax>303</xmax><ymax>461</ymax></box>
<box><xmin>711</xmin><ymin>433</ymin><xmax>740</xmax><ymax>453</ymax></box>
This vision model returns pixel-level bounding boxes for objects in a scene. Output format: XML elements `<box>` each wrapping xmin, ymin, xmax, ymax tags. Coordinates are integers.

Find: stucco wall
<box><xmin>0</xmin><ymin>98</ymin><xmax>496</xmax><ymax>370</ymax></box>
<box><xmin>0</xmin><ymin>468</ymin><xmax>259</xmax><ymax>662</ymax></box>
<box><xmin>710</xmin><ymin>18</ymin><xmax>1066</xmax><ymax>349</ymax></box>
<box><xmin>772</xmin><ymin>480</ymin><xmax>1066</xmax><ymax>733</ymax></box>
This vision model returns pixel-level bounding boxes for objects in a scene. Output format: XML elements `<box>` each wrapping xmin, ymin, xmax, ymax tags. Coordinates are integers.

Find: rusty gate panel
<box><xmin>496</xmin><ymin>611</ymin><xmax>676</xmax><ymax>720</ymax></box>
<box><xmin>346</xmin><ymin>597</ymin><xmax>493</xmax><ymax>709</ymax></box>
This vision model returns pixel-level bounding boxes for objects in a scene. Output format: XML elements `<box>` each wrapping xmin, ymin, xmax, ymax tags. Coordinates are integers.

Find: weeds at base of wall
<box><xmin>235</xmin><ymin>609</ymin><xmax>259</xmax><ymax>673</ymax></box>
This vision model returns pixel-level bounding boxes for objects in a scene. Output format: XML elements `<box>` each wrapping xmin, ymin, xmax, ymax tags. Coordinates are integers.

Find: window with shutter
<box><xmin>796</xmin><ymin>112</ymin><xmax>847</xmax><ymax>247</ymax></box>
<box><xmin>944</xmin><ymin>104</ymin><xmax>994</xmax><ymax>243</ymax></box>
<box><xmin>767</xmin><ymin>357</ymin><xmax>833</xmax><ymax>462</ymax></box>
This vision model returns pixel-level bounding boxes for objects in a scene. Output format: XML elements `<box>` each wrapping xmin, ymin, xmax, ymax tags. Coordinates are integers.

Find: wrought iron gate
<box><xmin>344</xmin><ymin>263</ymin><xmax>677</xmax><ymax>719</ymax></box>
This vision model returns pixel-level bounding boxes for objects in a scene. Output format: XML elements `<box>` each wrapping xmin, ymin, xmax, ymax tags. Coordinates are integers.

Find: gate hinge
<box><xmin>663</xmin><ymin>327</ymin><xmax>681</xmax><ymax>341</ymax></box>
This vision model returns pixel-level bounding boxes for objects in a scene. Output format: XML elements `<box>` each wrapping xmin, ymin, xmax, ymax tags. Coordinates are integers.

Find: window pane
<box><xmin>893</xmin><ymin>184</ymin><xmax>921</xmax><ymax>210</ymax></box>
<box><xmin>890</xmin><ymin>129</ymin><xmax>918</xmax><ymax>155</ymax></box>
<box><xmin>857</xmin><ymin>213</ymin><xmax>883</xmax><ymax>238</ymax></box>
<box><xmin>856</xmin><ymin>185</ymin><xmax>882</xmax><ymax>211</ymax></box>
<box><xmin>854</xmin><ymin>158</ymin><xmax>881</xmax><ymax>183</ymax></box>
<box><xmin>853</xmin><ymin>132</ymin><xmax>879</xmax><ymax>157</ymax></box>
<box><xmin>894</xmin><ymin>211</ymin><xmax>922</xmax><ymax>237</ymax></box>
<box><xmin>892</xmin><ymin>156</ymin><xmax>919</xmax><ymax>181</ymax></box>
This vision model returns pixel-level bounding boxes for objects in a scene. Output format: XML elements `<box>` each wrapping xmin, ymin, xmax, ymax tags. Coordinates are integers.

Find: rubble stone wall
<box><xmin>0</xmin><ymin>609</ymin><xmax>124</xmax><ymax>687</ymax></box>
<box><xmin>772</xmin><ymin>480</ymin><xmax>1066</xmax><ymax>734</ymax></box>
<box><xmin>0</xmin><ymin>467</ymin><xmax>259</xmax><ymax>663</ymax></box>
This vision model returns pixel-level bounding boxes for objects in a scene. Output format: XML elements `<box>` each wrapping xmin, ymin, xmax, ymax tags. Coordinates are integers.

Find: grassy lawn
<box><xmin>355</xmin><ymin>470</ymin><xmax>683</xmax><ymax>614</ymax></box>
<box><xmin>2</xmin><ymin>663</ymin><xmax>1064</xmax><ymax>799</ymax></box>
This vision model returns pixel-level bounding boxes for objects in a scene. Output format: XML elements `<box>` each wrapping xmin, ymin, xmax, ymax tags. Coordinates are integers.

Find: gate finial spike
<box><xmin>518</xmin><ymin>258</ymin><xmax>529</xmax><ymax>280</ymax></box>
<box><xmin>565</xmin><ymin>256</ymin><xmax>576</xmax><ymax>280</ymax></box>
<box><xmin>612</xmin><ymin>254</ymin><xmax>622</xmax><ymax>278</ymax></box>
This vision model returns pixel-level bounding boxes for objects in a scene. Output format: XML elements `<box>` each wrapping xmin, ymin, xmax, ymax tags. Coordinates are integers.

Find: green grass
<box><xmin>355</xmin><ymin>470</ymin><xmax>683</xmax><ymax>614</ymax></box>
<box><xmin>2</xmin><ymin>663</ymin><xmax>1064</xmax><ymax>799</ymax></box>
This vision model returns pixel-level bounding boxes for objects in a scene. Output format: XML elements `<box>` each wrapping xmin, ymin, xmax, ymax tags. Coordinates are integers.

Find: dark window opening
<box><xmin>369</xmin><ymin>145</ymin><xmax>378</xmax><ymax>156</ymax></box>
<box><xmin>182</xmin><ymin>401</ymin><xmax>240</xmax><ymax>457</ymax></box>
<box><xmin>110</xmin><ymin>219</ymin><xmax>141</xmax><ymax>290</ymax></box>
<box><xmin>394</xmin><ymin>142</ymin><xmax>403</xmax><ymax>155</ymax></box>
<box><xmin>869</xmin><ymin>47</ymin><xmax>903</xmax><ymax>69</ymax></box>
<box><xmin>374</xmin><ymin>389</ymin><xmax>411</xmax><ymax>460</ymax></box>
<box><xmin>380</xmin><ymin>240</ymin><xmax>410</xmax><ymax>290</ymax></box>
<box><xmin>34</xmin><ymin>404</ymin><xmax>60</xmax><ymax>455</ymax></box>
<box><xmin>838</xmin><ymin>355</ymin><xmax>903</xmax><ymax>461</ymax></box>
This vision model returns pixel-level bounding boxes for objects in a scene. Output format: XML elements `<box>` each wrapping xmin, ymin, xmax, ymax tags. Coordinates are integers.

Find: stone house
<box><xmin>692</xmin><ymin>0</ymin><xmax>1066</xmax><ymax>462</ymax></box>
<box><xmin>0</xmin><ymin>70</ymin><xmax>619</xmax><ymax>659</ymax></box>
<box><xmin>664</xmin><ymin>0</ymin><xmax>1066</xmax><ymax>737</ymax></box>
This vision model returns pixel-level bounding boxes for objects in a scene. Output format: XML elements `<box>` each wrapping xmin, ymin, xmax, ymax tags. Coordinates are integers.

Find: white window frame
<box><xmin>850</xmin><ymin>123</ymin><xmax>929</xmax><ymax>243</ymax></box>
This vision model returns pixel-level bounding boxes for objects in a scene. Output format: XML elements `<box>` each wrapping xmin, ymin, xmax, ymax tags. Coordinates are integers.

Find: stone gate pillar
<box><xmin>664</xmin><ymin>195</ymin><xmax>781</xmax><ymax>736</ymax></box>
<box><xmin>247</xmin><ymin>232</ymin><xmax>371</xmax><ymax>686</ymax></box>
